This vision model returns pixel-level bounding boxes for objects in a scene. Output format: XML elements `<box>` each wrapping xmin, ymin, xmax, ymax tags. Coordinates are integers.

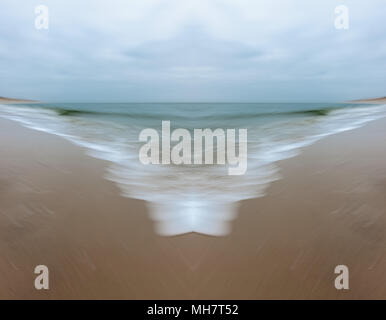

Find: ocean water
<box><xmin>1</xmin><ymin>102</ymin><xmax>386</xmax><ymax>236</ymax></box>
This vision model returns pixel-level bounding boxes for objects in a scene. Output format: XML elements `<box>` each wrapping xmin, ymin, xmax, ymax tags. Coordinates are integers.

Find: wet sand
<box><xmin>0</xmin><ymin>116</ymin><xmax>386</xmax><ymax>299</ymax></box>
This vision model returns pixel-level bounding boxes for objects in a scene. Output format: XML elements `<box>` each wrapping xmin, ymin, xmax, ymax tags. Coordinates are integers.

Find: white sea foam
<box><xmin>1</xmin><ymin>103</ymin><xmax>386</xmax><ymax>236</ymax></box>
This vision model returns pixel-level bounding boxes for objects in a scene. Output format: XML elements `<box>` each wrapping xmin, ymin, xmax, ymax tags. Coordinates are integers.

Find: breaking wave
<box><xmin>1</xmin><ymin>102</ymin><xmax>385</xmax><ymax>236</ymax></box>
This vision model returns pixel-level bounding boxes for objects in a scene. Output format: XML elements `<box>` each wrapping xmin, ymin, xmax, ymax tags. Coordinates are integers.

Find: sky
<box><xmin>0</xmin><ymin>0</ymin><xmax>385</xmax><ymax>102</ymax></box>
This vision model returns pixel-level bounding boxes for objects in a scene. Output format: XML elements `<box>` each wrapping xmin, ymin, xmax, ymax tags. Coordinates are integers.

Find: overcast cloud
<box><xmin>0</xmin><ymin>0</ymin><xmax>385</xmax><ymax>102</ymax></box>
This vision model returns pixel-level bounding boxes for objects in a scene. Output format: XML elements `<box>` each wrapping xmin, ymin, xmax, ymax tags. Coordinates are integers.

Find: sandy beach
<box><xmin>349</xmin><ymin>97</ymin><xmax>386</xmax><ymax>104</ymax></box>
<box><xmin>0</xmin><ymin>97</ymin><xmax>37</xmax><ymax>104</ymax></box>
<box><xmin>1</xmin><ymin>111</ymin><xmax>385</xmax><ymax>300</ymax></box>
<box><xmin>2</xmin><ymin>0</ymin><xmax>386</xmax><ymax>304</ymax></box>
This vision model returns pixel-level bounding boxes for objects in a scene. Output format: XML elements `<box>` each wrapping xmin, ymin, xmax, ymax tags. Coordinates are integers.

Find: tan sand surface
<box><xmin>0</xmin><ymin>116</ymin><xmax>386</xmax><ymax>299</ymax></box>
<box><xmin>349</xmin><ymin>97</ymin><xmax>386</xmax><ymax>104</ymax></box>
<box><xmin>0</xmin><ymin>97</ymin><xmax>37</xmax><ymax>104</ymax></box>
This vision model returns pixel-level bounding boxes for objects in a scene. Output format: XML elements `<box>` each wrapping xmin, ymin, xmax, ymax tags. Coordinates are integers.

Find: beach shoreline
<box><xmin>347</xmin><ymin>97</ymin><xmax>386</xmax><ymax>104</ymax></box>
<box><xmin>1</xmin><ymin>111</ymin><xmax>386</xmax><ymax>299</ymax></box>
<box><xmin>0</xmin><ymin>97</ymin><xmax>38</xmax><ymax>104</ymax></box>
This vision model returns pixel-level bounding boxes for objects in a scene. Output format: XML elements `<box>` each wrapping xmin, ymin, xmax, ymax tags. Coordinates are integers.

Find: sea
<box><xmin>1</xmin><ymin>102</ymin><xmax>385</xmax><ymax>236</ymax></box>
